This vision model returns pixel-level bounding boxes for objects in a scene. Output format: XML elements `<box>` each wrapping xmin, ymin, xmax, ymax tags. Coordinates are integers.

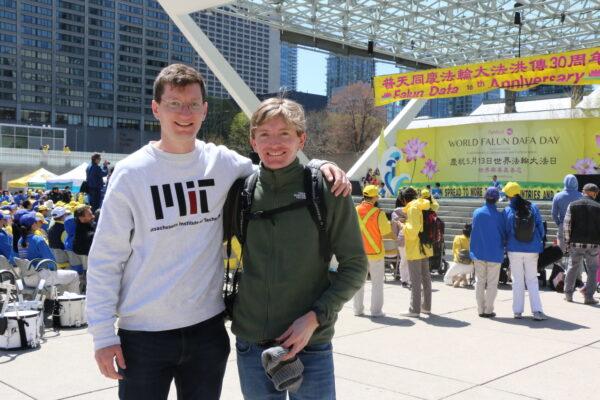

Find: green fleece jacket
<box><xmin>231</xmin><ymin>159</ymin><xmax>367</xmax><ymax>345</ymax></box>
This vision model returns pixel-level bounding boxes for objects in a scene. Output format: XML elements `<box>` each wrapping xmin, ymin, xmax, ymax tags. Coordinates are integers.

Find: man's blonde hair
<box><xmin>250</xmin><ymin>97</ymin><xmax>306</xmax><ymax>137</ymax></box>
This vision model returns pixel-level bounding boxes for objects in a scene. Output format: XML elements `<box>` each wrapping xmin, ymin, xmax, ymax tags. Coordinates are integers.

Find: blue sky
<box><xmin>297</xmin><ymin>47</ymin><xmax>400</xmax><ymax>95</ymax></box>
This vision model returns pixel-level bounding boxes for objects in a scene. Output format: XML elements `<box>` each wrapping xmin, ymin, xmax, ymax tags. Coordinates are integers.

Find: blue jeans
<box><xmin>236</xmin><ymin>338</ymin><xmax>335</xmax><ymax>400</ymax></box>
<box><xmin>117</xmin><ymin>313</ymin><xmax>230</xmax><ymax>400</ymax></box>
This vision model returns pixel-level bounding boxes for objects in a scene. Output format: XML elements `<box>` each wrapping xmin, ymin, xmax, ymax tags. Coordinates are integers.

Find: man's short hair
<box><xmin>74</xmin><ymin>204</ymin><xmax>91</xmax><ymax>219</ymax></box>
<box><xmin>153</xmin><ymin>64</ymin><xmax>207</xmax><ymax>103</ymax></box>
<box><xmin>582</xmin><ymin>183</ymin><xmax>599</xmax><ymax>193</ymax></box>
<box><xmin>91</xmin><ymin>153</ymin><xmax>101</xmax><ymax>162</ymax></box>
<box><xmin>250</xmin><ymin>97</ymin><xmax>306</xmax><ymax>138</ymax></box>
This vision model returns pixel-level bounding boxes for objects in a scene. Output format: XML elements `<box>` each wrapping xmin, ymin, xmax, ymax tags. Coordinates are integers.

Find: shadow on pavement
<box><xmin>420</xmin><ymin>314</ymin><xmax>470</xmax><ymax>328</ymax></box>
<box><xmin>365</xmin><ymin>315</ymin><xmax>416</xmax><ymax>327</ymax></box>
<box><xmin>492</xmin><ymin>316</ymin><xmax>589</xmax><ymax>331</ymax></box>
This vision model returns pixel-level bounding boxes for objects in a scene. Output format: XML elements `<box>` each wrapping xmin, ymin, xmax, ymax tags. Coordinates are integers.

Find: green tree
<box><xmin>198</xmin><ymin>97</ymin><xmax>239</xmax><ymax>143</ymax></box>
<box><xmin>227</xmin><ymin>112</ymin><xmax>252</xmax><ymax>156</ymax></box>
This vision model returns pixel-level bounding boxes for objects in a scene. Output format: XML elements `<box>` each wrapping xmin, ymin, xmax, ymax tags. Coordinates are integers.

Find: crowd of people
<box><xmin>0</xmin><ymin>151</ymin><xmax>111</xmax><ymax>294</ymax></box>
<box><xmin>354</xmin><ymin>174</ymin><xmax>599</xmax><ymax>322</ymax></box>
<box><xmin>0</xmin><ymin>185</ymin><xmax>101</xmax><ymax>294</ymax></box>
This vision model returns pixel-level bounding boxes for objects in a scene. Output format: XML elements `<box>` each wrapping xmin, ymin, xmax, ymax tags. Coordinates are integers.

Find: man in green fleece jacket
<box><xmin>231</xmin><ymin>97</ymin><xmax>368</xmax><ymax>400</ymax></box>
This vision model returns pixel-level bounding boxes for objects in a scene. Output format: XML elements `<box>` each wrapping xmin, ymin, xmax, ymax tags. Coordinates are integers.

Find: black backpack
<box><xmin>418</xmin><ymin>209</ymin><xmax>443</xmax><ymax>254</ymax></box>
<box><xmin>222</xmin><ymin>166</ymin><xmax>331</xmax><ymax>319</ymax></box>
<box><xmin>514</xmin><ymin>204</ymin><xmax>535</xmax><ymax>242</ymax></box>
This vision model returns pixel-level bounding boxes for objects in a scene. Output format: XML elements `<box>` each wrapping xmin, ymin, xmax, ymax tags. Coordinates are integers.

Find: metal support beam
<box><xmin>347</xmin><ymin>99</ymin><xmax>427</xmax><ymax>180</ymax></box>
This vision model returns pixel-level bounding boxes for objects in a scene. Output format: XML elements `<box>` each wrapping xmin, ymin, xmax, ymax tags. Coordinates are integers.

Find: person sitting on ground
<box><xmin>391</xmin><ymin>189</ymin><xmax>410</xmax><ymax>288</ymax></box>
<box><xmin>17</xmin><ymin>212</ymin><xmax>80</xmax><ymax>293</ymax></box>
<box><xmin>503</xmin><ymin>182</ymin><xmax>547</xmax><ymax>321</ymax></box>
<box><xmin>444</xmin><ymin>223</ymin><xmax>473</xmax><ymax>287</ymax></box>
<box><xmin>431</xmin><ymin>182</ymin><xmax>442</xmax><ymax>199</ymax></box>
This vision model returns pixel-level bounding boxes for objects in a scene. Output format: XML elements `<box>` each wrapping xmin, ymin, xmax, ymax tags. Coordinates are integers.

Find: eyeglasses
<box><xmin>161</xmin><ymin>99</ymin><xmax>204</xmax><ymax>113</ymax></box>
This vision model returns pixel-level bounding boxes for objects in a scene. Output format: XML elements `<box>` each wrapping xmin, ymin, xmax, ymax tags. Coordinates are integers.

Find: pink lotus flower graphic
<box><xmin>572</xmin><ymin>158</ymin><xmax>598</xmax><ymax>175</ymax></box>
<box><xmin>420</xmin><ymin>159</ymin><xmax>439</xmax><ymax>180</ymax></box>
<box><xmin>402</xmin><ymin>138</ymin><xmax>427</xmax><ymax>162</ymax></box>
<box><xmin>401</xmin><ymin>138</ymin><xmax>428</xmax><ymax>183</ymax></box>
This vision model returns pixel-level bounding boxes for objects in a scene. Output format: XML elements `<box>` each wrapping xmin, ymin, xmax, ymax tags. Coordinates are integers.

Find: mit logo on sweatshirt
<box><xmin>150</xmin><ymin>179</ymin><xmax>215</xmax><ymax>220</ymax></box>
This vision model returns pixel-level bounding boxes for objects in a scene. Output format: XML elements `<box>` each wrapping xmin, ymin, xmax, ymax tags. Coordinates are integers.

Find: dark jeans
<box><xmin>118</xmin><ymin>313</ymin><xmax>230</xmax><ymax>400</ymax></box>
<box><xmin>88</xmin><ymin>188</ymin><xmax>102</xmax><ymax>211</ymax></box>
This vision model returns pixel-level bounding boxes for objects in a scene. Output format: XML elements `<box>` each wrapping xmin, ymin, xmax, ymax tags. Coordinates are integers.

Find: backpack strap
<box><xmin>222</xmin><ymin>171</ymin><xmax>258</xmax><ymax>310</ymax></box>
<box><xmin>239</xmin><ymin>171</ymin><xmax>259</xmax><ymax>245</ymax></box>
<box><xmin>304</xmin><ymin>166</ymin><xmax>331</xmax><ymax>262</ymax></box>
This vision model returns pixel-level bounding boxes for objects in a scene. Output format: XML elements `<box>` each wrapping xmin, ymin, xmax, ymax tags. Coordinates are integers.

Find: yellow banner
<box><xmin>374</xmin><ymin>47</ymin><xmax>600</xmax><ymax>106</ymax></box>
<box><xmin>377</xmin><ymin>118</ymin><xmax>600</xmax><ymax>200</ymax></box>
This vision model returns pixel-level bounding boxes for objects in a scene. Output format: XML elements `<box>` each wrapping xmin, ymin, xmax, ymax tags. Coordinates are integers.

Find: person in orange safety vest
<box><xmin>353</xmin><ymin>184</ymin><xmax>393</xmax><ymax>317</ymax></box>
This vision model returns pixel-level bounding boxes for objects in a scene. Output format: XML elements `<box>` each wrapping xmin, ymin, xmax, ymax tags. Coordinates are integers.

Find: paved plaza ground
<box><xmin>1</xmin><ymin>274</ymin><xmax>599</xmax><ymax>400</ymax></box>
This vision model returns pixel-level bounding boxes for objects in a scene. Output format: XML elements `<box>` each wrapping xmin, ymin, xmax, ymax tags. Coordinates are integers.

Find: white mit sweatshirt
<box><xmin>86</xmin><ymin>140</ymin><xmax>253</xmax><ymax>350</ymax></box>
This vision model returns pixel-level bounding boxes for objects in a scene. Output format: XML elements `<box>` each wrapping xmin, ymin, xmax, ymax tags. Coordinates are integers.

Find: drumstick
<box><xmin>15</xmin><ymin>280</ymin><xmax>24</xmax><ymax>304</ymax></box>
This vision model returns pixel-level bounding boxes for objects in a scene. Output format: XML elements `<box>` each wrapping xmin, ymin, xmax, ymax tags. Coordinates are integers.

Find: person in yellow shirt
<box><xmin>402</xmin><ymin>187</ymin><xmax>439</xmax><ymax>317</ymax></box>
<box><xmin>33</xmin><ymin>212</ymin><xmax>49</xmax><ymax>243</ymax></box>
<box><xmin>443</xmin><ymin>223</ymin><xmax>474</xmax><ymax>287</ymax></box>
<box><xmin>353</xmin><ymin>184</ymin><xmax>393</xmax><ymax>317</ymax></box>
<box><xmin>2</xmin><ymin>210</ymin><xmax>13</xmax><ymax>236</ymax></box>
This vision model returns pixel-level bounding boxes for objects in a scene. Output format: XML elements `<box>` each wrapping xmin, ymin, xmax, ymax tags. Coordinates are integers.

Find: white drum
<box><xmin>6</xmin><ymin>301</ymin><xmax>45</xmax><ymax>339</ymax></box>
<box><xmin>0</xmin><ymin>310</ymin><xmax>42</xmax><ymax>350</ymax></box>
<box><xmin>57</xmin><ymin>294</ymin><xmax>87</xmax><ymax>327</ymax></box>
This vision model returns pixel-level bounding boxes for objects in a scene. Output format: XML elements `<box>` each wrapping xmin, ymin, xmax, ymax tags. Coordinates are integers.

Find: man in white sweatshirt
<box><xmin>86</xmin><ymin>64</ymin><xmax>349</xmax><ymax>400</ymax></box>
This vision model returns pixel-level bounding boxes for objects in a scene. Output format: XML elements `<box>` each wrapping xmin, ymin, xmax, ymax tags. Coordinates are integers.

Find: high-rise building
<box><xmin>279</xmin><ymin>41</ymin><xmax>297</xmax><ymax>92</ymax></box>
<box><xmin>0</xmin><ymin>1</ymin><xmax>278</xmax><ymax>153</ymax></box>
<box><xmin>192</xmin><ymin>11</ymin><xmax>280</xmax><ymax>99</ymax></box>
<box><xmin>326</xmin><ymin>55</ymin><xmax>375</xmax><ymax>98</ymax></box>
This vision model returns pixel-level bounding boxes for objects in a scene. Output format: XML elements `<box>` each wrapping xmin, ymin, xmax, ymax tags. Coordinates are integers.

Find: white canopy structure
<box><xmin>7</xmin><ymin>168</ymin><xmax>57</xmax><ymax>189</ymax></box>
<box><xmin>45</xmin><ymin>163</ymin><xmax>89</xmax><ymax>190</ymax></box>
<box><xmin>157</xmin><ymin>0</ymin><xmax>600</xmax><ymax>173</ymax></box>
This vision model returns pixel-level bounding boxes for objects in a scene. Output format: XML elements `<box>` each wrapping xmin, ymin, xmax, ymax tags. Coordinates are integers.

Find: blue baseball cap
<box><xmin>13</xmin><ymin>209</ymin><xmax>29</xmax><ymax>224</ymax></box>
<box><xmin>485</xmin><ymin>187</ymin><xmax>500</xmax><ymax>201</ymax></box>
<box><xmin>19</xmin><ymin>211</ymin><xmax>38</xmax><ymax>228</ymax></box>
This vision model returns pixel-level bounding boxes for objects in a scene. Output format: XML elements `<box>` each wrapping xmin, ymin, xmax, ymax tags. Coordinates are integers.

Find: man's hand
<box><xmin>319</xmin><ymin>164</ymin><xmax>351</xmax><ymax>197</ymax></box>
<box><xmin>95</xmin><ymin>344</ymin><xmax>126</xmax><ymax>380</ymax></box>
<box><xmin>276</xmin><ymin>311</ymin><xmax>319</xmax><ymax>361</ymax></box>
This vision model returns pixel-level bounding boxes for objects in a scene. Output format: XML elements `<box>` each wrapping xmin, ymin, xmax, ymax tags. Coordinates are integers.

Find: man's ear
<box><xmin>151</xmin><ymin>100</ymin><xmax>160</xmax><ymax>119</ymax></box>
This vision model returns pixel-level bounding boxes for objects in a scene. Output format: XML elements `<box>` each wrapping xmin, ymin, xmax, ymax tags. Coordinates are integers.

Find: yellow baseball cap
<box><xmin>362</xmin><ymin>185</ymin><xmax>379</xmax><ymax>197</ymax></box>
<box><xmin>503</xmin><ymin>182</ymin><xmax>521</xmax><ymax>197</ymax></box>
